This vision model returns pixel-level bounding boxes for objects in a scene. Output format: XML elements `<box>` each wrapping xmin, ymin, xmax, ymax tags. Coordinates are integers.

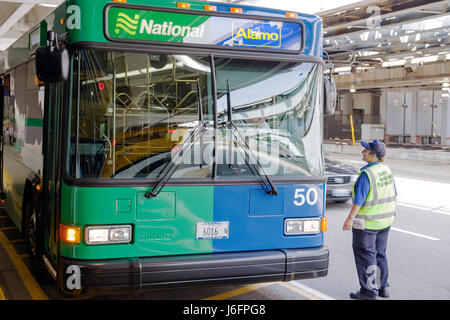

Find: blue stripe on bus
<box><xmin>212</xmin><ymin>184</ymin><xmax>325</xmax><ymax>253</ymax></box>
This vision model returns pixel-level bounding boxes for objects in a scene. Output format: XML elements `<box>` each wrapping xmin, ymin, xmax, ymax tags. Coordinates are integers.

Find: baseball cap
<box><xmin>361</xmin><ymin>139</ymin><xmax>386</xmax><ymax>159</ymax></box>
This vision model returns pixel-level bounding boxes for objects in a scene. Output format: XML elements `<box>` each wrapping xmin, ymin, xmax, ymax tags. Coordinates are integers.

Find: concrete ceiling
<box><xmin>323</xmin><ymin>0</ymin><xmax>450</xmax><ymax>66</ymax></box>
<box><xmin>322</xmin><ymin>0</ymin><xmax>450</xmax><ymax>90</ymax></box>
<box><xmin>0</xmin><ymin>0</ymin><xmax>63</xmax><ymax>51</ymax></box>
<box><xmin>0</xmin><ymin>0</ymin><xmax>449</xmax><ymax>91</ymax></box>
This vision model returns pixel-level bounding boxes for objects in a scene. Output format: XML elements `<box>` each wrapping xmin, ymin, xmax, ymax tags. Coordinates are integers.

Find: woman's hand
<box><xmin>343</xmin><ymin>204</ymin><xmax>360</xmax><ymax>231</ymax></box>
<box><xmin>343</xmin><ymin>217</ymin><xmax>353</xmax><ymax>231</ymax></box>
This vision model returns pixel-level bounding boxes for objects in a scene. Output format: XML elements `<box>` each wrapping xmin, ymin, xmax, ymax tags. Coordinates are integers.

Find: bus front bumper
<box><xmin>58</xmin><ymin>247</ymin><xmax>329</xmax><ymax>294</ymax></box>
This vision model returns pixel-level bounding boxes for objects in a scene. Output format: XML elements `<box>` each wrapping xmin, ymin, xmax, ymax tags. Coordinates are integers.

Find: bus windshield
<box><xmin>68</xmin><ymin>49</ymin><xmax>323</xmax><ymax>180</ymax></box>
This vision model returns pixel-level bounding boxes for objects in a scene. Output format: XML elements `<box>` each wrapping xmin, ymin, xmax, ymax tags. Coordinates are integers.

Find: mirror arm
<box><xmin>323</xmin><ymin>50</ymin><xmax>334</xmax><ymax>71</ymax></box>
<box><xmin>323</xmin><ymin>50</ymin><xmax>337</xmax><ymax>116</ymax></box>
<box><xmin>46</xmin><ymin>31</ymin><xmax>67</xmax><ymax>51</ymax></box>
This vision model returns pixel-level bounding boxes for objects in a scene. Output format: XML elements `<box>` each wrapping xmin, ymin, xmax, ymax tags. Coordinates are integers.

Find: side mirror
<box><xmin>36</xmin><ymin>31</ymin><xmax>69</xmax><ymax>83</ymax></box>
<box><xmin>324</xmin><ymin>76</ymin><xmax>337</xmax><ymax>116</ymax></box>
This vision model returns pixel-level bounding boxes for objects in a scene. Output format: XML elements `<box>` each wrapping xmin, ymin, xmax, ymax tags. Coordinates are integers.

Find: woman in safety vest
<box><xmin>342</xmin><ymin>139</ymin><xmax>397</xmax><ymax>300</ymax></box>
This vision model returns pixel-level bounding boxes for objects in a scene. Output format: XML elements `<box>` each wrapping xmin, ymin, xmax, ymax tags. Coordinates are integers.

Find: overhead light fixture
<box><xmin>40</xmin><ymin>3</ymin><xmax>58</xmax><ymax>7</ymax></box>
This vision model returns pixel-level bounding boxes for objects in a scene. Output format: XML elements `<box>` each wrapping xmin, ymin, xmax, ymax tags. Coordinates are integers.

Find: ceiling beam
<box><xmin>323</xmin><ymin>1</ymin><xmax>449</xmax><ymax>33</ymax></box>
<box><xmin>325</xmin><ymin>11</ymin><xmax>450</xmax><ymax>42</ymax></box>
<box><xmin>0</xmin><ymin>3</ymin><xmax>35</xmax><ymax>39</ymax></box>
<box><xmin>318</xmin><ymin>0</ymin><xmax>379</xmax><ymax>16</ymax></box>
<box><xmin>0</xmin><ymin>0</ymin><xmax>63</xmax><ymax>51</ymax></box>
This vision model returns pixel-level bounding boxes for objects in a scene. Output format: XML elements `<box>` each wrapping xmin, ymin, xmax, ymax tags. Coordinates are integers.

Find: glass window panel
<box><xmin>68</xmin><ymin>49</ymin><xmax>213</xmax><ymax>179</ymax></box>
<box><xmin>214</xmin><ymin>58</ymin><xmax>323</xmax><ymax>178</ymax></box>
<box><xmin>68</xmin><ymin>50</ymin><xmax>324</xmax><ymax>180</ymax></box>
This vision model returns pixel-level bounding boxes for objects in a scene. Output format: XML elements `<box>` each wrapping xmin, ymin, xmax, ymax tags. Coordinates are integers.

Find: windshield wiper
<box><xmin>222</xmin><ymin>80</ymin><xmax>278</xmax><ymax>196</ymax></box>
<box><xmin>225</xmin><ymin>122</ymin><xmax>279</xmax><ymax>196</ymax></box>
<box><xmin>145</xmin><ymin>81</ymin><xmax>207</xmax><ymax>199</ymax></box>
<box><xmin>145</xmin><ymin>121</ymin><xmax>207</xmax><ymax>198</ymax></box>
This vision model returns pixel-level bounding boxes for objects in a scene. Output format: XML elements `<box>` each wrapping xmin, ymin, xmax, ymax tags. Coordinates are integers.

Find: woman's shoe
<box><xmin>378</xmin><ymin>287</ymin><xmax>390</xmax><ymax>298</ymax></box>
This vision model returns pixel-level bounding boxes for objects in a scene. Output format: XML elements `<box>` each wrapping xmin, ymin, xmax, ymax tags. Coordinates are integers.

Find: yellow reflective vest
<box><xmin>352</xmin><ymin>163</ymin><xmax>396</xmax><ymax>230</ymax></box>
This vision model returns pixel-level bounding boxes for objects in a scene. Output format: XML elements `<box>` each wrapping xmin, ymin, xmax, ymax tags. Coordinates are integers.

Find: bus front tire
<box><xmin>23</xmin><ymin>198</ymin><xmax>48</xmax><ymax>283</ymax></box>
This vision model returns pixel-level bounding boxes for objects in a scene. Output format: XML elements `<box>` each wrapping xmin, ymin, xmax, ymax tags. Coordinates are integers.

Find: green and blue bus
<box><xmin>0</xmin><ymin>0</ymin><xmax>332</xmax><ymax>295</ymax></box>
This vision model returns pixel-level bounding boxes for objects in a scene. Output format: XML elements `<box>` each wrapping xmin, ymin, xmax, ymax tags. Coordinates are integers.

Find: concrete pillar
<box><xmin>433</xmin><ymin>90</ymin><xmax>443</xmax><ymax>138</ymax></box>
<box><xmin>341</xmin><ymin>93</ymin><xmax>352</xmax><ymax>114</ymax></box>
<box><xmin>380</xmin><ymin>91</ymin><xmax>387</xmax><ymax>141</ymax></box>
<box><xmin>410</xmin><ymin>90</ymin><xmax>418</xmax><ymax>144</ymax></box>
<box><xmin>441</xmin><ymin>95</ymin><xmax>450</xmax><ymax>146</ymax></box>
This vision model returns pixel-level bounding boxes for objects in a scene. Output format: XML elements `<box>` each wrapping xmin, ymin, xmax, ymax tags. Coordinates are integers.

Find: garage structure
<box><xmin>321</xmin><ymin>0</ymin><xmax>450</xmax><ymax>146</ymax></box>
<box><xmin>0</xmin><ymin>0</ymin><xmax>450</xmax><ymax>147</ymax></box>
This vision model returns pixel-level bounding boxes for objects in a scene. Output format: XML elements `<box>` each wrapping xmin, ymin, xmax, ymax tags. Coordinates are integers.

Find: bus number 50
<box><xmin>293</xmin><ymin>188</ymin><xmax>318</xmax><ymax>206</ymax></box>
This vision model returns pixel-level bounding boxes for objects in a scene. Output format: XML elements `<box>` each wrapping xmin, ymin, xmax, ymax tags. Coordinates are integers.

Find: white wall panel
<box><xmin>386</xmin><ymin>91</ymin><xmax>413</xmax><ymax>135</ymax></box>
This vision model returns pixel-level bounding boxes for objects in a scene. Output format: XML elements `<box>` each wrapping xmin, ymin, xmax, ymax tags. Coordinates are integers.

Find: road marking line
<box><xmin>435</xmin><ymin>209</ymin><xmax>450</xmax><ymax>215</ymax></box>
<box><xmin>0</xmin><ymin>230</ymin><xmax>48</xmax><ymax>300</ymax></box>
<box><xmin>395</xmin><ymin>174</ymin><xmax>450</xmax><ymax>184</ymax></box>
<box><xmin>281</xmin><ymin>281</ymin><xmax>335</xmax><ymax>300</ymax></box>
<box><xmin>0</xmin><ymin>286</ymin><xmax>5</xmax><ymax>300</ymax></box>
<box><xmin>392</xmin><ymin>227</ymin><xmax>440</xmax><ymax>241</ymax></box>
<box><xmin>398</xmin><ymin>202</ymin><xmax>450</xmax><ymax>216</ymax></box>
<box><xmin>203</xmin><ymin>283</ymin><xmax>273</xmax><ymax>300</ymax></box>
<box><xmin>279</xmin><ymin>282</ymin><xmax>321</xmax><ymax>300</ymax></box>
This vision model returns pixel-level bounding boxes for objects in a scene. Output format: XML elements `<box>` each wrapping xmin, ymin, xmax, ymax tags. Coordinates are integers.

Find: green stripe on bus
<box><xmin>26</xmin><ymin>118</ymin><xmax>44</xmax><ymax>127</ymax></box>
<box><xmin>60</xmin><ymin>183</ymin><xmax>215</xmax><ymax>259</ymax></box>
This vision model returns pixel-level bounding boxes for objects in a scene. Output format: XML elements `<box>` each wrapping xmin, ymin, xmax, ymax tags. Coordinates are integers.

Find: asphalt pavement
<box><xmin>304</xmin><ymin>151</ymin><xmax>450</xmax><ymax>300</ymax></box>
<box><xmin>325</xmin><ymin>141</ymin><xmax>450</xmax><ymax>183</ymax></box>
<box><xmin>1</xmin><ymin>148</ymin><xmax>449</xmax><ymax>301</ymax></box>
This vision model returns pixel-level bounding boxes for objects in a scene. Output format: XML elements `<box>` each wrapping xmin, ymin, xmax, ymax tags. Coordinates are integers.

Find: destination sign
<box><xmin>105</xmin><ymin>5</ymin><xmax>303</xmax><ymax>52</ymax></box>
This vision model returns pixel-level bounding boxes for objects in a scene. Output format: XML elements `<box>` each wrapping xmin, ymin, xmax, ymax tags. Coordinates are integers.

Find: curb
<box><xmin>324</xmin><ymin>143</ymin><xmax>450</xmax><ymax>164</ymax></box>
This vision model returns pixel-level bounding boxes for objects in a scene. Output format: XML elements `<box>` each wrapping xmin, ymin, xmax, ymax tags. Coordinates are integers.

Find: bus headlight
<box><xmin>284</xmin><ymin>218</ymin><xmax>321</xmax><ymax>235</ymax></box>
<box><xmin>303</xmin><ymin>219</ymin><xmax>320</xmax><ymax>233</ymax></box>
<box><xmin>85</xmin><ymin>225</ymin><xmax>132</xmax><ymax>245</ymax></box>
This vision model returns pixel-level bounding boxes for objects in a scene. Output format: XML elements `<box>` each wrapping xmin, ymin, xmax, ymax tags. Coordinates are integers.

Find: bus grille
<box><xmin>327</xmin><ymin>176</ymin><xmax>351</xmax><ymax>185</ymax></box>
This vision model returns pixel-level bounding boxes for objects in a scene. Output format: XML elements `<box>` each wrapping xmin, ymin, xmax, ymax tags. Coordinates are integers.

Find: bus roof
<box><xmin>0</xmin><ymin>0</ymin><xmax>323</xmax><ymax>75</ymax></box>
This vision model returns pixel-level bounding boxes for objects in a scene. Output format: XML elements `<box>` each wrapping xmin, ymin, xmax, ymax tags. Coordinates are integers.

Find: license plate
<box><xmin>196</xmin><ymin>221</ymin><xmax>229</xmax><ymax>240</ymax></box>
<box><xmin>332</xmin><ymin>189</ymin><xmax>351</xmax><ymax>197</ymax></box>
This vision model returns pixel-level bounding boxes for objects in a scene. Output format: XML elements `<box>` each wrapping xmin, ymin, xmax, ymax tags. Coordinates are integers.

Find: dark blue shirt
<box><xmin>353</xmin><ymin>162</ymin><xmax>397</xmax><ymax>206</ymax></box>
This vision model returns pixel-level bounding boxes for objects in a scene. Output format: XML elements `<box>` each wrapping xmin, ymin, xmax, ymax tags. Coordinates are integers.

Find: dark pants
<box><xmin>352</xmin><ymin>226</ymin><xmax>390</xmax><ymax>298</ymax></box>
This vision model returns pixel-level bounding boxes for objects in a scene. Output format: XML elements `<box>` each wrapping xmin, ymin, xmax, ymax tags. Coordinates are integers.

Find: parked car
<box><xmin>325</xmin><ymin>157</ymin><xmax>359</xmax><ymax>203</ymax></box>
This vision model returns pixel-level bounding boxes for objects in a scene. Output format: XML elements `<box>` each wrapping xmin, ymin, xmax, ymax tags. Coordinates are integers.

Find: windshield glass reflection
<box><xmin>68</xmin><ymin>50</ymin><xmax>323</xmax><ymax>180</ymax></box>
